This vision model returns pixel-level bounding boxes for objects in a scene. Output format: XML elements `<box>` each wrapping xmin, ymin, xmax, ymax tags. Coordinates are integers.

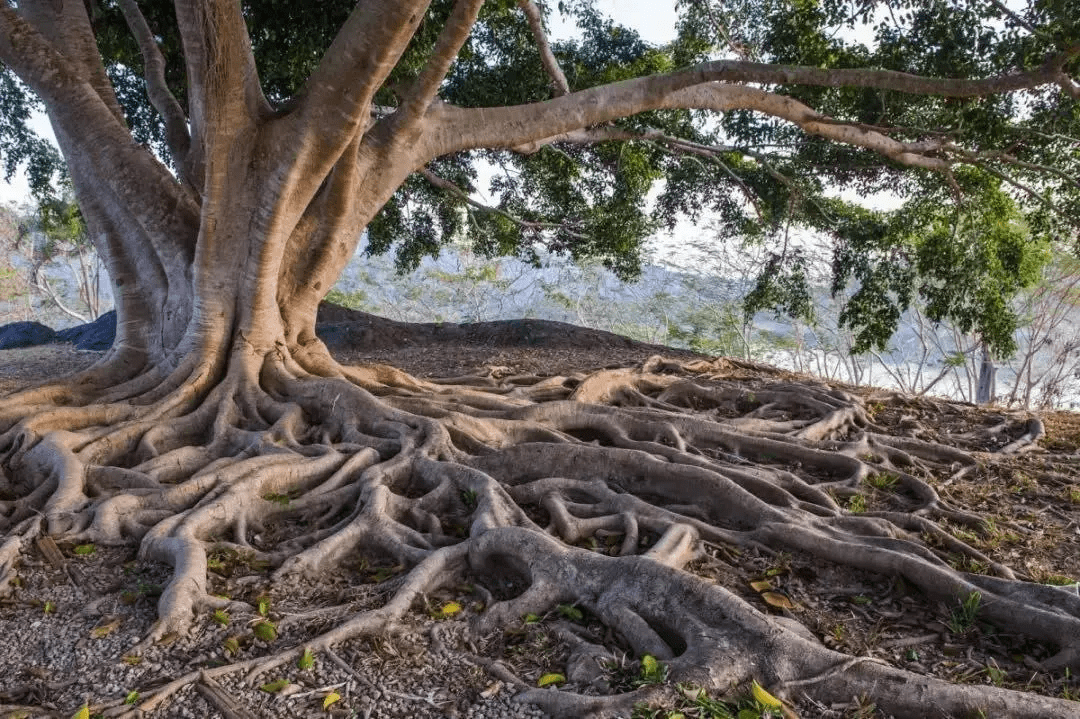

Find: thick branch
<box><xmin>117</xmin><ymin>0</ymin><xmax>195</xmax><ymax>190</ymax></box>
<box><xmin>173</xmin><ymin>0</ymin><xmax>268</xmax><ymax>160</ymax></box>
<box><xmin>391</xmin><ymin>0</ymin><xmax>485</xmax><ymax>135</ymax></box>
<box><xmin>0</xmin><ymin>3</ymin><xmax>200</xmax><ymax>255</ymax></box>
<box><xmin>518</xmin><ymin>0</ymin><xmax>570</xmax><ymax>96</ymax></box>
<box><xmin>283</xmin><ymin>0</ymin><xmax>432</xmax><ymax>160</ymax></box>
<box><xmin>429</xmin><ymin>52</ymin><xmax>1075</xmax><ymax>159</ymax></box>
<box><xmin>436</xmin><ymin>83</ymin><xmax>951</xmax><ymax>171</ymax></box>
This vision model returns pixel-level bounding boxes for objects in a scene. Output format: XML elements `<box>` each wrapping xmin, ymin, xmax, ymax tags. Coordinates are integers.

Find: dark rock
<box><xmin>55</xmin><ymin>310</ymin><xmax>116</xmax><ymax>351</ymax></box>
<box><xmin>0</xmin><ymin>321</ymin><xmax>56</xmax><ymax>350</ymax></box>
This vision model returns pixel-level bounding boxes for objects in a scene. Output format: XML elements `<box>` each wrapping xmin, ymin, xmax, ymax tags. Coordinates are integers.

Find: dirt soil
<box><xmin>1</xmin><ymin>306</ymin><xmax>1078</xmax><ymax>719</ymax></box>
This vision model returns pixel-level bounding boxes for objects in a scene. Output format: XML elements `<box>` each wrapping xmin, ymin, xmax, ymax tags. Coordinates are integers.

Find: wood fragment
<box><xmin>35</xmin><ymin>537</ymin><xmax>65</xmax><ymax>569</ymax></box>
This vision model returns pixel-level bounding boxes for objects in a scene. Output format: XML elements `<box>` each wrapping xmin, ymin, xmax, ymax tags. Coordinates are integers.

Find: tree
<box><xmin>1</xmin><ymin>1</ymin><xmax>1080</xmax><ymax>716</ymax></box>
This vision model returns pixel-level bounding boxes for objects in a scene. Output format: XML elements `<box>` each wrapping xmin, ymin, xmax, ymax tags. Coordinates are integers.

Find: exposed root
<box><xmin>2</xmin><ymin>350</ymin><xmax>1079</xmax><ymax>718</ymax></box>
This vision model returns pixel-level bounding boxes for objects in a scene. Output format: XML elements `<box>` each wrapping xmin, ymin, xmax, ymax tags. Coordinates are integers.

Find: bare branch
<box><xmin>984</xmin><ymin>0</ymin><xmax>1042</xmax><ymax>36</ymax></box>
<box><xmin>116</xmin><ymin>0</ymin><xmax>195</xmax><ymax>189</ymax></box>
<box><xmin>694</xmin><ymin>0</ymin><xmax>754</xmax><ymax>60</ymax></box>
<box><xmin>518</xmin><ymin>0</ymin><xmax>570</xmax><ymax>96</ymax></box>
<box><xmin>430</xmin><ymin>51</ymin><xmax>1076</xmax><ymax>158</ymax></box>
<box><xmin>391</xmin><ymin>0</ymin><xmax>485</xmax><ymax>135</ymax></box>
<box><xmin>420</xmin><ymin>166</ymin><xmax>588</xmax><ymax>238</ymax></box>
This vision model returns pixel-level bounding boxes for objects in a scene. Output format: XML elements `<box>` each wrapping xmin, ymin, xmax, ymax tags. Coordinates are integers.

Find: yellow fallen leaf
<box><xmin>537</xmin><ymin>673</ymin><xmax>565</xmax><ymax>687</ymax></box>
<box><xmin>91</xmin><ymin>618</ymin><xmax>123</xmax><ymax>639</ymax></box>
<box><xmin>71</xmin><ymin>706</ymin><xmax>90</xmax><ymax>719</ymax></box>
<box><xmin>750</xmin><ymin>580</ymin><xmax>773</xmax><ymax>592</ymax></box>
<box><xmin>323</xmin><ymin>691</ymin><xmax>341</xmax><ymax>710</ymax></box>
<box><xmin>440</xmin><ymin>601</ymin><xmax>462</xmax><ymax>617</ymax></box>
<box><xmin>751</xmin><ymin>679</ymin><xmax>784</xmax><ymax>709</ymax></box>
<box><xmin>760</xmin><ymin>592</ymin><xmax>799</xmax><ymax>610</ymax></box>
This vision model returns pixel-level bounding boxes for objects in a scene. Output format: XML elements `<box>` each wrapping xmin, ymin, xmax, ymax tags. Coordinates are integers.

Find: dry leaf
<box><xmin>750</xmin><ymin>580</ymin><xmax>773</xmax><ymax>592</ymax></box>
<box><xmin>91</xmin><ymin>618</ymin><xmax>122</xmax><ymax>639</ymax></box>
<box><xmin>761</xmin><ymin>592</ymin><xmax>799</xmax><ymax>610</ymax></box>
<box><xmin>322</xmin><ymin>691</ymin><xmax>341</xmax><ymax>710</ymax></box>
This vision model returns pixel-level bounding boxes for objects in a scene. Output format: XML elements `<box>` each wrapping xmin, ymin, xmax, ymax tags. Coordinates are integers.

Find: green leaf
<box><xmin>256</xmin><ymin>596</ymin><xmax>270</xmax><ymax>617</ymax></box>
<box><xmin>751</xmin><ymin>679</ymin><xmax>783</xmax><ymax>709</ymax></box>
<box><xmin>73</xmin><ymin>544</ymin><xmax>95</xmax><ymax>556</ymax></box>
<box><xmin>253</xmin><ymin>621</ymin><xmax>277</xmax><ymax>642</ymax></box>
<box><xmin>297</xmin><ymin>648</ymin><xmax>315</xmax><ymax>670</ymax></box>
<box><xmin>124</xmin><ymin>690</ymin><xmax>139</xmax><ymax>705</ymax></box>
<box><xmin>43</xmin><ymin>600</ymin><xmax>56</xmax><ymax>615</ymax></box>
<box><xmin>211</xmin><ymin>609</ymin><xmax>230</xmax><ymax>626</ymax></box>
<box><xmin>537</xmin><ymin>673</ymin><xmax>565</xmax><ymax>687</ymax></box>
<box><xmin>439</xmin><ymin>601</ymin><xmax>462</xmax><ymax>617</ymax></box>
<box><xmin>523</xmin><ymin>613</ymin><xmax>540</xmax><ymax>624</ymax></box>
<box><xmin>223</xmin><ymin>637</ymin><xmax>241</xmax><ymax>656</ymax></box>
<box><xmin>259</xmin><ymin>679</ymin><xmax>289</xmax><ymax>693</ymax></box>
<box><xmin>556</xmin><ymin>604</ymin><xmax>583</xmax><ymax>620</ymax></box>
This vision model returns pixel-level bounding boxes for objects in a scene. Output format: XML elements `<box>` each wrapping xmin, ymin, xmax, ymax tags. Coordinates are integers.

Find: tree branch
<box><xmin>518</xmin><ymin>0</ymin><xmax>570</xmax><ymax>96</ymax></box>
<box><xmin>117</xmin><ymin>0</ymin><xmax>196</xmax><ymax>190</ymax></box>
<box><xmin>429</xmin><ymin>51</ymin><xmax>1077</xmax><ymax>159</ymax></box>
<box><xmin>173</xmin><ymin>0</ymin><xmax>268</xmax><ymax>151</ymax></box>
<box><xmin>436</xmin><ymin>83</ymin><xmax>952</xmax><ymax>171</ymax></box>
<box><xmin>283</xmin><ymin>0</ymin><xmax>432</xmax><ymax>160</ymax></box>
<box><xmin>419</xmin><ymin>166</ymin><xmax>588</xmax><ymax>238</ymax></box>
<box><xmin>391</xmin><ymin>0</ymin><xmax>485</xmax><ymax>135</ymax></box>
<box><xmin>0</xmin><ymin>4</ymin><xmax>199</xmax><ymax>262</ymax></box>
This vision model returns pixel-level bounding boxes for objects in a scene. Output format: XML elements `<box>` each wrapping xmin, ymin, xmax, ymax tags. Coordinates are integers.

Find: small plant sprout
<box><xmin>947</xmin><ymin>591</ymin><xmax>982</xmax><ymax>634</ymax></box>
<box><xmin>865</xmin><ymin>472</ymin><xmax>898</xmax><ymax>490</ymax></box>
<box><xmin>636</xmin><ymin>654</ymin><xmax>668</xmax><ymax>686</ymax></box>
<box><xmin>461</xmin><ymin>488</ymin><xmax>478</xmax><ymax>508</ymax></box>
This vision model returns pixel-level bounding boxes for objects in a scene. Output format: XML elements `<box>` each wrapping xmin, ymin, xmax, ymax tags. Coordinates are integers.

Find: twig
<box><xmin>195</xmin><ymin>671</ymin><xmax>258</xmax><ymax>719</ymax></box>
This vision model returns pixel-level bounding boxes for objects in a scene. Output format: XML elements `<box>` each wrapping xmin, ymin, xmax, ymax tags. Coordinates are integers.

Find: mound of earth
<box><xmin>1</xmin><ymin>313</ymin><xmax>1078</xmax><ymax>719</ymax></box>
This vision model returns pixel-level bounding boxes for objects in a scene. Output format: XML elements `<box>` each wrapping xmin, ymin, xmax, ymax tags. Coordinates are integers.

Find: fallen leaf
<box><xmin>73</xmin><ymin>543</ymin><xmax>95</xmax><ymax>556</ymax></box>
<box><xmin>322</xmin><ymin>691</ymin><xmax>341</xmax><ymax>710</ymax></box>
<box><xmin>256</xmin><ymin>596</ymin><xmax>270</xmax><ymax>617</ymax></box>
<box><xmin>253</xmin><ymin>621</ymin><xmax>277</xmax><ymax>642</ymax></box>
<box><xmin>439</xmin><ymin>601</ymin><xmax>462</xmax><ymax>617</ymax></box>
<box><xmin>751</xmin><ymin>679</ymin><xmax>784</xmax><ymax>709</ymax></box>
<box><xmin>223</xmin><ymin>637</ymin><xmax>241</xmax><ymax>655</ymax></box>
<box><xmin>121</xmin><ymin>655</ymin><xmax>142</xmax><ymax>666</ymax></box>
<box><xmin>297</xmin><ymin>648</ymin><xmax>315</xmax><ymax>670</ymax></box>
<box><xmin>259</xmin><ymin>679</ymin><xmax>289</xmax><ymax>693</ymax></box>
<box><xmin>761</xmin><ymin>592</ymin><xmax>799</xmax><ymax>610</ymax></box>
<box><xmin>556</xmin><ymin>604</ymin><xmax>583</xmax><ymax>620</ymax></box>
<box><xmin>537</xmin><ymin>673</ymin><xmax>565</xmax><ymax>687</ymax></box>
<box><xmin>91</xmin><ymin>618</ymin><xmax>123</xmax><ymax>639</ymax></box>
<box><xmin>750</xmin><ymin>580</ymin><xmax>773</xmax><ymax>592</ymax></box>
<box><xmin>71</xmin><ymin>706</ymin><xmax>89</xmax><ymax>719</ymax></box>
<box><xmin>124</xmin><ymin>690</ymin><xmax>139</xmax><ymax>705</ymax></box>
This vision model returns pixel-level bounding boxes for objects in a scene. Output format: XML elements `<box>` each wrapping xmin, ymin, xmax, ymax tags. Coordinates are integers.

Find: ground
<box><xmin>1</xmin><ymin>307</ymin><xmax>1079</xmax><ymax>719</ymax></box>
